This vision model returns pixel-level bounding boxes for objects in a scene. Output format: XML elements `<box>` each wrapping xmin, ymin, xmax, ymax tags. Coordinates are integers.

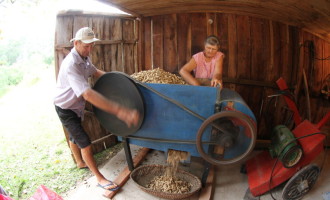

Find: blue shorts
<box><xmin>55</xmin><ymin>106</ymin><xmax>91</xmax><ymax>148</ymax></box>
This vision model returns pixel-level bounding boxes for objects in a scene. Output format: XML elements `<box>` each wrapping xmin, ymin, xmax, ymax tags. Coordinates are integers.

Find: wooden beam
<box><xmin>96</xmin><ymin>0</ymin><xmax>330</xmax><ymax>43</ymax></box>
<box><xmin>55</xmin><ymin>39</ymin><xmax>137</xmax><ymax>49</ymax></box>
<box><xmin>223</xmin><ymin>77</ymin><xmax>277</xmax><ymax>88</ymax></box>
<box><xmin>97</xmin><ymin>0</ymin><xmax>142</xmax><ymax>17</ymax></box>
<box><xmin>103</xmin><ymin>147</ymin><xmax>150</xmax><ymax>199</ymax></box>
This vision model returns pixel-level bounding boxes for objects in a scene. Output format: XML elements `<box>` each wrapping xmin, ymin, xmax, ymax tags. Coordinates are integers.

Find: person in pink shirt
<box><xmin>179</xmin><ymin>35</ymin><xmax>224</xmax><ymax>87</ymax></box>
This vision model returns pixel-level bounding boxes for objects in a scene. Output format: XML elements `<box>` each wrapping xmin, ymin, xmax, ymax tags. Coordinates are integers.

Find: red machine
<box><xmin>246</xmin><ymin>77</ymin><xmax>329</xmax><ymax>200</ymax></box>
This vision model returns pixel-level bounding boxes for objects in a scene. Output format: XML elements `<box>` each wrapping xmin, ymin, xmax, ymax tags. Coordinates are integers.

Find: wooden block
<box><xmin>103</xmin><ymin>147</ymin><xmax>150</xmax><ymax>199</ymax></box>
<box><xmin>198</xmin><ymin>165</ymin><xmax>215</xmax><ymax>200</ymax></box>
<box><xmin>213</xmin><ymin>146</ymin><xmax>224</xmax><ymax>155</ymax></box>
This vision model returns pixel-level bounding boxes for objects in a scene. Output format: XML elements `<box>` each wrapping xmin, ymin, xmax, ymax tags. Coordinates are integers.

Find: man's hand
<box><xmin>116</xmin><ymin>107</ymin><xmax>140</xmax><ymax>128</ymax></box>
<box><xmin>83</xmin><ymin>89</ymin><xmax>140</xmax><ymax>128</ymax></box>
<box><xmin>211</xmin><ymin>78</ymin><xmax>222</xmax><ymax>88</ymax></box>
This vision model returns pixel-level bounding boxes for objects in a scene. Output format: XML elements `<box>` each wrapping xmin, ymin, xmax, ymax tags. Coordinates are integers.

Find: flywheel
<box><xmin>196</xmin><ymin>111</ymin><xmax>257</xmax><ymax>165</ymax></box>
<box><xmin>93</xmin><ymin>72</ymin><xmax>144</xmax><ymax>136</ymax></box>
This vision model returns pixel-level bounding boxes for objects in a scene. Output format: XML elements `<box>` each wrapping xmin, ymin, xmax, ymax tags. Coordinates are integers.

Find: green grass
<box><xmin>0</xmin><ymin>66</ymin><xmax>122</xmax><ymax>199</ymax></box>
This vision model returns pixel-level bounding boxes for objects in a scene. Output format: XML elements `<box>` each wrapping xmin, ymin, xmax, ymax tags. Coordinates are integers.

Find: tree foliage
<box><xmin>0</xmin><ymin>0</ymin><xmax>55</xmax><ymax>92</ymax></box>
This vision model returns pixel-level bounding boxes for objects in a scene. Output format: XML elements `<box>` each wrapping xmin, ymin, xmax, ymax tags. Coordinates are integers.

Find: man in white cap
<box><xmin>54</xmin><ymin>27</ymin><xmax>139</xmax><ymax>191</ymax></box>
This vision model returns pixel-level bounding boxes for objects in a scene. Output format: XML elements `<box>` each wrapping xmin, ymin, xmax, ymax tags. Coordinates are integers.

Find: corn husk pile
<box><xmin>146</xmin><ymin>150</ymin><xmax>191</xmax><ymax>194</ymax></box>
<box><xmin>146</xmin><ymin>175</ymin><xmax>192</xmax><ymax>194</ymax></box>
<box><xmin>130</xmin><ymin>68</ymin><xmax>186</xmax><ymax>84</ymax></box>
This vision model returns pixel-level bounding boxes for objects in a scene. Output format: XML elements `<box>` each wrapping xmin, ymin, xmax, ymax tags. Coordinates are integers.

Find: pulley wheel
<box><xmin>196</xmin><ymin>111</ymin><xmax>256</xmax><ymax>165</ymax></box>
<box><xmin>282</xmin><ymin>164</ymin><xmax>320</xmax><ymax>200</ymax></box>
<box><xmin>93</xmin><ymin>72</ymin><xmax>144</xmax><ymax>136</ymax></box>
<box><xmin>281</xmin><ymin>145</ymin><xmax>303</xmax><ymax>168</ymax></box>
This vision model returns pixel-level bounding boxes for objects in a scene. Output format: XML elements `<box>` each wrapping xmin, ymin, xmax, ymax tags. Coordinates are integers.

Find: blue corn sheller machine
<box><xmin>93</xmin><ymin>72</ymin><xmax>257</xmax><ymax>169</ymax></box>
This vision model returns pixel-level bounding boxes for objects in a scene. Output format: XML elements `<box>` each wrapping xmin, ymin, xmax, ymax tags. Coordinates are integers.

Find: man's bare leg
<box><xmin>81</xmin><ymin>145</ymin><xmax>118</xmax><ymax>189</ymax></box>
<box><xmin>69</xmin><ymin>141</ymin><xmax>87</xmax><ymax>169</ymax></box>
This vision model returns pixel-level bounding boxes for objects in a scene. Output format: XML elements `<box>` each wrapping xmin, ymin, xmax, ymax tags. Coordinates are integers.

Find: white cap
<box><xmin>70</xmin><ymin>27</ymin><xmax>100</xmax><ymax>43</ymax></box>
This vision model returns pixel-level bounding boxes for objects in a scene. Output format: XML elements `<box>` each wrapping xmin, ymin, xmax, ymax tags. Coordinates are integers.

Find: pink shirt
<box><xmin>193</xmin><ymin>51</ymin><xmax>224</xmax><ymax>79</ymax></box>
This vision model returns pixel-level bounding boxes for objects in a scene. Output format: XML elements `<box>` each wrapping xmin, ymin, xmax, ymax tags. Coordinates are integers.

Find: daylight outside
<box><xmin>0</xmin><ymin>0</ymin><xmax>124</xmax><ymax>199</ymax></box>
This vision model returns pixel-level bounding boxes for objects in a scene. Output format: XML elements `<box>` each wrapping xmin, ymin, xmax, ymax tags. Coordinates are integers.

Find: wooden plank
<box><xmin>177</xmin><ymin>13</ymin><xmax>191</xmax><ymax>70</ymax></box>
<box><xmin>123</xmin><ymin>44</ymin><xmax>135</xmax><ymax>74</ymax></box>
<box><xmin>55</xmin><ymin>16</ymin><xmax>74</xmax><ymax>46</ymax></box>
<box><xmin>55</xmin><ymin>40</ymin><xmax>137</xmax><ymax>50</ymax></box>
<box><xmin>235</xmin><ymin>15</ymin><xmax>251</xmax><ymax>116</ymax></box>
<box><xmin>268</xmin><ymin>20</ymin><xmax>275</xmax><ymax>81</ymax></box>
<box><xmin>250</xmin><ymin>17</ymin><xmax>270</xmax><ymax>81</ymax></box>
<box><xmin>223</xmin><ymin>77</ymin><xmax>276</xmax><ymax>88</ymax></box>
<box><xmin>311</xmin><ymin>36</ymin><xmax>324</xmax><ymax>123</ymax></box>
<box><xmin>191</xmin><ymin>13</ymin><xmax>207</xmax><ymax>55</ymax></box>
<box><xmin>236</xmin><ymin>15</ymin><xmax>251</xmax><ymax>80</ymax></box>
<box><xmin>108</xmin><ymin>18</ymin><xmax>123</xmax><ymax>40</ymax></box>
<box><xmin>294</xmin><ymin>29</ymin><xmax>305</xmax><ymax>107</ymax></box>
<box><xmin>216</xmin><ymin>13</ymin><xmax>229</xmax><ymax>79</ymax></box>
<box><xmin>103</xmin><ymin>147</ymin><xmax>150</xmax><ymax>199</ymax></box>
<box><xmin>123</xmin><ymin>19</ymin><xmax>135</xmax><ymax>41</ymax></box>
<box><xmin>227</xmin><ymin>14</ymin><xmax>237</xmax><ymax>91</ymax></box>
<box><xmin>272</xmin><ymin>21</ymin><xmax>282</xmax><ymax>80</ymax></box>
<box><xmin>109</xmin><ymin>44</ymin><xmax>123</xmax><ymax>71</ymax></box>
<box><xmin>298</xmin><ymin>31</ymin><xmax>314</xmax><ymax>120</ymax></box>
<box><xmin>137</xmin><ymin>19</ymin><xmax>143</xmax><ymax>72</ymax></box>
<box><xmin>253</xmin><ymin>18</ymin><xmax>270</xmax><ymax>126</ymax></box>
<box><xmin>82</xmin><ymin>111</ymin><xmax>115</xmax><ymax>153</ymax></box>
<box><xmin>99</xmin><ymin>0</ymin><xmax>330</xmax><ymax>43</ymax></box>
<box><xmin>279</xmin><ymin>23</ymin><xmax>291</xmax><ymax>84</ymax></box>
<box><xmin>92</xmin><ymin>16</ymin><xmax>105</xmax><ymax>40</ymax></box>
<box><xmin>163</xmin><ymin>14</ymin><xmax>178</xmax><ymax>73</ymax></box>
<box><xmin>250</xmin><ymin>17</ymin><xmax>272</xmax><ymax>137</ymax></box>
<box><xmin>143</xmin><ymin>17</ymin><xmax>152</xmax><ymax>70</ymax></box>
<box><xmin>268</xmin><ymin>21</ymin><xmax>288</xmax><ymax>128</ymax></box>
<box><xmin>91</xmin><ymin>45</ymin><xmax>105</xmax><ymax>72</ymax></box>
<box><xmin>54</xmin><ymin>48</ymin><xmax>70</xmax><ymax>80</ymax></box>
<box><xmin>289</xmin><ymin>26</ymin><xmax>300</xmax><ymax>85</ymax></box>
<box><xmin>117</xmin><ymin>43</ymin><xmax>124</xmax><ymax>72</ymax></box>
<box><xmin>134</xmin><ymin>20</ymin><xmax>139</xmax><ymax>73</ymax></box>
<box><xmin>313</xmin><ymin>36</ymin><xmax>324</xmax><ymax>94</ymax></box>
<box><xmin>198</xmin><ymin>165</ymin><xmax>215</xmax><ymax>200</ymax></box>
<box><xmin>55</xmin><ymin>16</ymin><xmax>73</xmax><ymax>78</ymax></box>
<box><xmin>103</xmin><ymin>17</ymin><xmax>112</xmax><ymax>40</ymax></box>
<box><xmin>206</xmin><ymin>13</ymin><xmax>217</xmax><ymax>36</ymax></box>
<box><xmin>123</xmin><ymin>19</ymin><xmax>136</xmax><ymax>74</ymax></box>
<box><xmin>104</xmin><ymin>45</ymin><xmax>112</xmax><ymax>72</ymax></box>
<box><xmin>73</xmin><ymin>16</ymin><xmax>91</xmax><ymax>35</ymax></box>
<box><xmin>152</xmin><ymin>15</ymin><xmax>164</xmax><ymax>69</ymax></box>
<box><xmin>322</xmin><ymin>41</ymin><xmax>330</xmax><ymax>122</ymax></box>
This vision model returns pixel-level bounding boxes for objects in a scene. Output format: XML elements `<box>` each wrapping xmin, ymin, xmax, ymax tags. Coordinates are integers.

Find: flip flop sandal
<box><xmin>97</xmin><ymin>180</ymin><xmax>119</xmax><ymax>191</ymax></box>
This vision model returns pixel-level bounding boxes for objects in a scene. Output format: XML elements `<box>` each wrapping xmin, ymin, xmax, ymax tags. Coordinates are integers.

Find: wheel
<box><xmin>196</xmin><ymin>111</ymin><xmax>257</xmax><ymax>165</ymax></box>
<box><xmin>282</xmin><ymin>164</ymin><xmax>320</xmax><ymax>200</ymax></box>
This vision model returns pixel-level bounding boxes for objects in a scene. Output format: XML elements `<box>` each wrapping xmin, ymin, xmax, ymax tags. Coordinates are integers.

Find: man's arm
<box><xmin>179</xmin><ymin>58</ymin><xmax>201</xmax><ymax>86</ymax></box>
<box><xmin>93</xmin><ymin>69</ymin><xmax>105</xmax><ymax>79</ymax></box>
<box><xmin>82</xmin><ymin>88</ymin><xmax>139</xmax><ymax>127</ymax></box>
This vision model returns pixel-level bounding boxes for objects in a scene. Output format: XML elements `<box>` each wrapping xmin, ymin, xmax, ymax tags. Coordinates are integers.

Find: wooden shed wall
<box><xmin>139</xmin><ymin>13</ymin><xmax>330</xmax><ymax>138</ymax></box>
<box><xmin>54</xmin><ymin>13</ymin><xmax>138</xmax><ymax>153</ymax></box>
<box><xmin>54</xmin><ymin>11</ymin><xmax>329</xmax><ymax>148</ymax></box>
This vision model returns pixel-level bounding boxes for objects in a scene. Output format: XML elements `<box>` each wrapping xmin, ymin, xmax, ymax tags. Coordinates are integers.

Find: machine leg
<box><xmin>123</xmin><ymin>137</ymin><xmax>134</xmax><ymax>171</ymax></box>
<box><xmin>201</xmin><ymin>161</ymin><xmax>211</xmax><ymax>187</ymax></box>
